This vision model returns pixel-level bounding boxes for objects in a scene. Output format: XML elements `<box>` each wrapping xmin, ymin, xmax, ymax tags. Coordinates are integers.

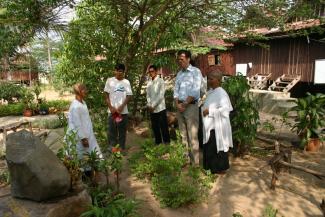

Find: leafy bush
<box><xmin>0</xmin><ymin>103</ymin><xmax>24</xmax><ymax>117</ymax></box>
<box><xmin>81</xmin><ymin>186</ymin><xmax>139</xmax><ymax>217</ymax></box>
<box><xmin>288</xmin><ymin>92</ymin><xmax>325</xmax><ymax>147</ymax></box>
<box><xmin>46</xmin><ymin>100</ymin><xmax>70</xmax><ymax>112</ymax></box>
<box><xmin>129</xmin><ymin>138</ymin><xmax>214</xmax><ymax>208</ymax></box>
<box><xmin>222</xmin><ymin>75</ymin><xmax>259</xmax><ymax>156</ymax></box>
<box><xmin>0</xmin><ymin>82</ymin><xmax>24</xmax><ymax>103</ymax></box>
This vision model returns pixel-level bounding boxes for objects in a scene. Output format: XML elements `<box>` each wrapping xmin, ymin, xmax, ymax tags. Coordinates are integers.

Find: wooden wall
<box><xmin>230</xmin><ymin>37</ymin><xmax>325</xmax><ymax>82</ymax></box>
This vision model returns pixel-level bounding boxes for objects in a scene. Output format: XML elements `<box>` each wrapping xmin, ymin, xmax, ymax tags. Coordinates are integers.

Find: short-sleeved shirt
<box><xmin>173</xmin><ymin>65</ymin><xmax>202</xmax><ymax>102</ymax></box>
<box><xmin>104</xmin><ymin>77</ymin><xmax>133</xmax><ymax>114</ymax></box>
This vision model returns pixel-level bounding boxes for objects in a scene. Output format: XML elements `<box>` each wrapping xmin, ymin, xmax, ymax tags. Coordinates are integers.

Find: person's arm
<box><xmin>70</xmin><ymin>107</ymin><xmax>90</xmax><ymax>147</ymax></box>
<box><xmin>151</xmin><ymin>78</ymin><xmax>165</xmax><ymax>109</ymax></box>
<box><xmin>186</xmin><ymin>69</ymin><xmax>202</xmax><ymax>104</ymax></box>
<box><xmin>104</xmin><ymin>92</ymin><xmax>117</xmax><ymax>114</ymax></box>
<box><xmin>117</xmin><ymin>95</ymin><xmax>132</xmax><ymax>113</ymax></box>
<box><xmin>117</xmin><ymin>80</ymin><xmax>133</xmax><ymax>113</ymax></box>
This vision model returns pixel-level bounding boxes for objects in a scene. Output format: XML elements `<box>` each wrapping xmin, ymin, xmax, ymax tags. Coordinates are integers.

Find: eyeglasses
<box><xmin>148</xmin><ymin>70</ymin><xmax>155</xmax><ymax>73</ymax></box>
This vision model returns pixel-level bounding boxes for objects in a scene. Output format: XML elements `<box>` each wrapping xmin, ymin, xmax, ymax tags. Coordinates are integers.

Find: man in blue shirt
<box><xmin>174</xmin><ymin>50</ymin><xmax>202</xmax><ymax>165</ymax></box>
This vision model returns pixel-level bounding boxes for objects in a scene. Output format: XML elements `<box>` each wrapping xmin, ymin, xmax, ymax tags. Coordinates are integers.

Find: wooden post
<box><xmin>28</xmin><ymin>122</ymin><xmax>33</xmax><ymax>134</ymax></box>
<box><xmin>3</xmin><ymin>128</ymin><xmax>7</xmax><ymax>150</ymax></box>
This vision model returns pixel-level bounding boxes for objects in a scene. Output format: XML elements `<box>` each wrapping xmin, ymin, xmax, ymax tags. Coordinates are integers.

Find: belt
<box><xmin>178</xmin><ymin>100</ymin><xmax>197</xmax><ymax>104</ymax></box>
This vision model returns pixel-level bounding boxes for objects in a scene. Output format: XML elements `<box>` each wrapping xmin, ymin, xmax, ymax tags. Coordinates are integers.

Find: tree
<box><xmin>55</xmin><ymin>0</ymin><xmax>240</xmax><ymax>111</ymax></box>
<box><xmin>30</xmin><ymin>35</ymin><xmax>64</xmax><ymax>82</ymax></box>
<box><xmin>0</xmin><ymin>0</ymin><xmax>75</xmax><ymax>74</ymax></box>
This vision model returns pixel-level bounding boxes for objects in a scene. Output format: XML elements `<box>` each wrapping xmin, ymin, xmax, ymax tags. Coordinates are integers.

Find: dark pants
<box><xmin>203</xmin><ymin>130</ymin><xmax>230</xmax><ymax>173</ymax></box>
<box><xmin>198</xmin><ymin>106</ymin><xmax>203</xmax><ymax>149</ymax></box>
<box><xmin>150</xmin><ymin>109</ymin><xmax>170</xmax><ymax>144</ymax></box>
<box><xmin>108</xmin><ymin>114</ymin><xmax>128</xmax><ymax>150</ymax></box>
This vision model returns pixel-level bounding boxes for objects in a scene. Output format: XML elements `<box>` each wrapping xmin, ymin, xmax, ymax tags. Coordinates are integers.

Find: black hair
<box><xmin>148</xmin><ymin>64</ymin><xmax>157</xmax><ymax>71</ymax></box>
<box><xmin>115</xmin><ymin>63</ymin><xmax>125</xmax><ymax>72</ymax></box>
<box><xmin>177</xmin><ymin>49</ymin><xmax>191</xmax><ymax>59</ymax></box>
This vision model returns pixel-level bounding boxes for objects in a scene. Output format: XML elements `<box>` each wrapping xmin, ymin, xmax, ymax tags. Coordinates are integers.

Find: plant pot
<box><xmin>306</xmin><ymin>138</ymin><xmax>320</xmax><ymax>152</ymax></box>
<box><xmin>39</xmin><ymin>108</ymin><xmax>49</xmax><ymax>115</ymax></box>
<box><xmin>23</xmin><ymin>109</ymin><xmax>33</xmax><ymax>117</ymax></box>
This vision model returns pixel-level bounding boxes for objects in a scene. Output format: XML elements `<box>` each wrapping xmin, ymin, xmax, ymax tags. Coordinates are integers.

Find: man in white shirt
<box><xmin>174</xmin><ymin>50</ymin><xmax>202</xmax><ymax>165</ymax></box>
<box><xmin>104</xmin><ymin>63</ymin><xmax>133</xmax><ymax>151</ymax></box>
<box><xmin>146</xmin><ymin>65</ymin><xmax>170</xmax><ymax>145</ymax></box>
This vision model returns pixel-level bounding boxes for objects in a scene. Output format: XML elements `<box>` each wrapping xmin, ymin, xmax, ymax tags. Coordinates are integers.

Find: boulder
<box><xmin>6</xmin><ymin>130</ymin><xmax>70</xmax><ymax>201</ymax></box>
<box><xmin>0</xmin><ymin>186</ymin><xmax>91</xmax><ymax>217</ymax></box>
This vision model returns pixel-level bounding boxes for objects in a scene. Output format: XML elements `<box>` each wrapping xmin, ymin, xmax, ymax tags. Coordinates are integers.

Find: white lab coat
<box><xmin>66</xmin><ymin>99</ymin><xmax>102</xmax><ymax>159</ymax></box>
<box><xmin>202</xmin><ymin>87</ymin><xmax>233</xmax><ymax>152</ymax></box>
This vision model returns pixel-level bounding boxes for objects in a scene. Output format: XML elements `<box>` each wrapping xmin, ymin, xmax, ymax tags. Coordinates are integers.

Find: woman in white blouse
<box><xmin>202</xmin><ymin>71</ymin><xmax>233</xmax><ymax>174</ymax></box>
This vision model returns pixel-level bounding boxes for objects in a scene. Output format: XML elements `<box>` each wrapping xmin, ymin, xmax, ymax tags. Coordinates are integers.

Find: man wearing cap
<box><xmin>104</xmin><ymin>63</ymin><xmax>133</xmax><ymax>151</ymax></box>
<box><xmin>174</xmin><ymin>50</ymin><xmax>203</xmax><ymax>165</ymax></box>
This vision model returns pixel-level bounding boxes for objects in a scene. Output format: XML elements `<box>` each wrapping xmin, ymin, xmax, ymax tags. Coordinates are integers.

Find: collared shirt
<box><xmin>173</xmin><ymin>65</ymin><xmax>202</xmax><ymax>102</ymax></box>
<box><xmin>146</xmin><ymin>76</ymin><xmax>166</xmax><ymax>113</ymax></box>
<box><xmin>104</xmin><ymin>77</ymin><xmax>133</xmax><ymax>114</ymax></box>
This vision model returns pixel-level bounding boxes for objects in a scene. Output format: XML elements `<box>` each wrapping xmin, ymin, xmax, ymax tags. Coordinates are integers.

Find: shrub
<box><xmin>0</xmin><ymin>103</ymin><xmax>24</xmax><ymax>117</ymax></box>
<box><xmin>46</xmin><ymin>100</ymin><xmax>70</xmax><ymax>112</ymax></box>
<box><xmin>222</xmin><ymin>74</ymin><xmax>259</xmax><ymax>156</ymax></box>
<box><xmin>81</xmin><ymin>186</ymin><xmax>139</xmax><ymax>217</ymax></box>
<box><xmin>0</xmin><ymin>82</ymin><xmax>24</xmax><ymax>103</ymax></box>
<box><xmin>129</xmin><ymin>138</ymin><xmax>214</xmax><ymax>208</ymax></box>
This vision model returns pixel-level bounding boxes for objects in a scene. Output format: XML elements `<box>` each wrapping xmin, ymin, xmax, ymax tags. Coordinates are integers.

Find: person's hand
<box><xmin>203</xmin><ymin>108</ymin><xmax>209</xmax><ymax>117</ymax></box>
<box><xmin>117</xmin><ymin>105</ymin><xmax>124</xmax><ymax>113</ymax></box>
<box><xmin>81</xmin><ymin>138</ymin><xmax>89</xmax><ymax>148</ymax></box>
<box><xmin>109</xmin><ymin>106</ymin><xmax>117</xmax><ymax>114</ymax></box>
<box><xmin>147</xmin><ymin>106</ymin><xmax>154</xmax><ymax>113</ymax></box>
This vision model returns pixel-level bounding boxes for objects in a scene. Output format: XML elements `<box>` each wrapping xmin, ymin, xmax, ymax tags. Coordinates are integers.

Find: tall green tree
<box><xmin>55</xmin><ymin>0</ymin><xmax>239</xmax><ymax>111</ymax></box>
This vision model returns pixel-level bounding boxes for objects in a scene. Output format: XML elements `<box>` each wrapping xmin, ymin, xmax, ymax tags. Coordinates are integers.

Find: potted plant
<box><xmin>38</xmin><ymin>98</ymin><xmax>49</xmax><ymax>115</ymax></box>
<box><xmin>289</xmin><ymin>93</ymin><xmax>325</xmax><ymax>151</ymax></box>
<box><xmin>21</xmin><ymin>89</ymin><xmax>35</xmax><ymax>117</ymax></box>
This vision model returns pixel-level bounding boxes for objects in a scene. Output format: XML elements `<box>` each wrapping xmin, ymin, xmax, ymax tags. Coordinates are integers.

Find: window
<box><xmin>314</xmin><ymin>59</ymin><xmax>325</xmax><ymax>84</ymax></box>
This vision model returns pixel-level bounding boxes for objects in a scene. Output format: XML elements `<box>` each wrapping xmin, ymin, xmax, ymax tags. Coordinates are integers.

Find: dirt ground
<box><xmin>118</xmin><ymin>117</ymin><xmax>325</xmax><ymax>217</ymax></box>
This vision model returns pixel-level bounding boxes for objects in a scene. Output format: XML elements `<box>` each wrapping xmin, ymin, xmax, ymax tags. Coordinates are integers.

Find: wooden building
<box><xmin>193</xmin><ymin>20</ymin><xmax>325</xmax><ymax>96</ymax></box>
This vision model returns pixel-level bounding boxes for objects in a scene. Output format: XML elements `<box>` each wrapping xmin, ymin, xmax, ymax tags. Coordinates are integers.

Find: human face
<box><xmin>79</xmin><ymin>87</ymin><xmax>87</xmax><ymax>99</ymax></box>
<box><xmin>177</xmin><ymin>53</ymin><xmax>190</xmax><ymax>70</ymax></box>
<box><xmin>114</xmin><ymin>69</ymin><xmax>124</xmax><ymax>80</ymax></box>
<box><xmin>207</xmin><ymin>76</ymin><xmax>220</xmax><ymax>89</ymax></box>
<box><xmin>148</xmin><ymin>68</ymin><xmax>157</xmax><ymax>79</ymax></box>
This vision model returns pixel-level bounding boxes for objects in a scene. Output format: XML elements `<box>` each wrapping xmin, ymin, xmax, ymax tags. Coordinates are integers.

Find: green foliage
<box><xmin>81</xmin><ymin>186</ymin><xmax>139</xmax><ymax>217</ymax></box>
<box><xmin>0</xmin><ymin>103</ymin><xmax>24</xmax><ymax>117</ymax></box>
<box><xmin>57</xmin><ymin>130</ymin><xmax>82</xmax><ymax>187</ymax></box>
<box><xmin>129</xmin><ymin>138</ymin><xmax>214</xmax><ymax>208</ymax></box>
<box><xmin>20</xmin><ymin>88</ymin><xmax>35</xmax><ymax>109</ymax></box>
<box><xmin>222</xmin><ymin>75</ymin><xmax>259</xmax><ymax>156</ymax></box>
<box><xmin>0</xmin><ymin>0</ymin><xmax>75</xmax><ymax>58</ymax></box>
<box><xmin>0</xmin><ymin>82</ymin><xmax>24</xmax><ymax>103</ymax></box>
<box><xmin>54</xmin><ymin>0</ymin><xmax>239</xmax><ymax>112</ymax></box>
<box><xmin>233</xmin><ymin>204</ymin><xmax>281</xmax><ymax>217</ymax></box>
<box><xmin>288</xmin><ymin>93</ymin><xmax>325</xmax><ymax>147</ymax></box>
<box><xmin>263</xmin><ymin>204</ymin><xmax>278</xmax><ymax>217</ymax></box>
<box><xmin>46</xmin><ymin>100</ymin><xmax>70</xmax><ymax>111</ymax></box>
<box><xmin>0</xmin><ymin>169</ymin><xmax>10</xmax><ymax>185</ymax></box>
<box><xmin>233</xmin><ymin>213</ymin><xmax>243</xmax><ymax>217</ymax></box>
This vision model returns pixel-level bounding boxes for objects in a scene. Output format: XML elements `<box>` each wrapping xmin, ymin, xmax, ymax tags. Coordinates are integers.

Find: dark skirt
<box><xmin>203</xmin><ymin>130</ymin><xmax>230</xmax><ymax>173</ymax></box>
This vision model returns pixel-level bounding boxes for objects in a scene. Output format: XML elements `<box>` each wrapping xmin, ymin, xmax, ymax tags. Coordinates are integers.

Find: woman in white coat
<box><xmin>66</xmin><ymin>83</ymin><xmax>102</xmax><ymax>161</ymax></box>
<box><xmin>201</xmin><ymin>71</ymin><xmax>233</xmax><ymax>174</ymax></box>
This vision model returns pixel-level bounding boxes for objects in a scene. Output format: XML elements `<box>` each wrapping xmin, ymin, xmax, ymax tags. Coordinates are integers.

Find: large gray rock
<box><xmin>6</xmin><ymin>130</ymin><xmax>71</xmax><ymax>201</ymax></box>
<box><xmin>0</xmin><ymin>186</ymin><xmax>91</xmax><ymax>217</ymax></box>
